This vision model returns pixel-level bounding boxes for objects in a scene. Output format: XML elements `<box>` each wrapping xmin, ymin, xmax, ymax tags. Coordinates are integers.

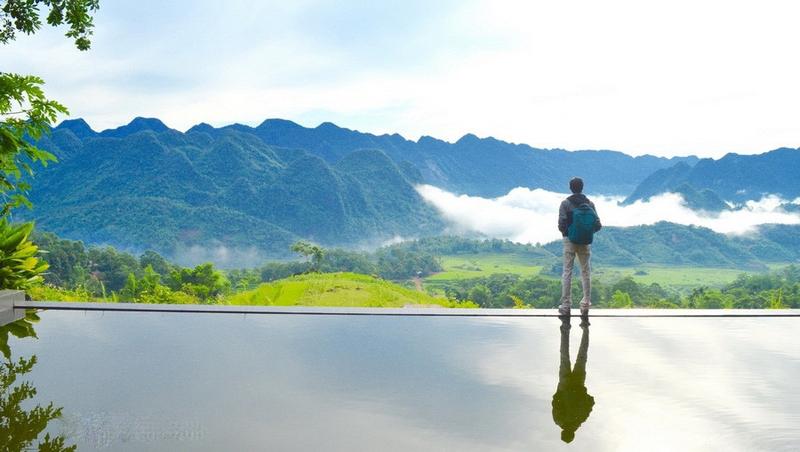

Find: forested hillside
<box><xmin>374</xmin><ymin>222</ymin><xmax>800</xmax><ymax>271</ymax></box>
<box><xmin>185</xmin><ymin>118</ymin><xmax>695</xmax><ymax>196</ymax></box>
<box><xmin>23</xmin><ymin>116</ymin><xmax>700</xmax><ymax>259</ymax></box>
<box><xmin>625</xmin><ymin>147</ymin><xmax>800</xmax><ymax>206</ymax></box>
<box><xmin>543</xmin><ymin>222</ymin><xmax>800</xmax><ymax>269</ymax></box>
<box><xmin>27</xmin><ymin>120</ymin><xmax>443</xmax><ymax>258</ymax></box>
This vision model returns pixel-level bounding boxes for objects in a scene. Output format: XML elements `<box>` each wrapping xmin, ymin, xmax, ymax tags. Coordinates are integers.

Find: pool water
<box><xmin>3</xmin><ymin>310</ymin><xmax>799</xmax><ymax>451</ymax></box>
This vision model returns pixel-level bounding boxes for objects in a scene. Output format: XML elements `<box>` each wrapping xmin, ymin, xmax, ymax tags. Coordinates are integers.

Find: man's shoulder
<box><xmin>569</xmin><ymin>194</ymin><xmax>594</xmax><ymax>205</ymax></box>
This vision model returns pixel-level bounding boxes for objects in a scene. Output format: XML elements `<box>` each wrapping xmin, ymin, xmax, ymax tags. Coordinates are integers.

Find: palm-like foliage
<box><xmin>0</xmin><ymin>220</ymin><xmax>48</xmax><ymax>289</ymax></box>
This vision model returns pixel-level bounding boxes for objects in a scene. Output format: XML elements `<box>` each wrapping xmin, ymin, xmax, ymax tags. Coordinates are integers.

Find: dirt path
<box><xmin>413</xmin><ymin>276</ymin><xmax>423</xmax><ymax>292</ymax></box>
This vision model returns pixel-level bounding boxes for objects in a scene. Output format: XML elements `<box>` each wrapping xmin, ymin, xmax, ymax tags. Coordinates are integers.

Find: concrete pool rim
<box><xmin>2</xmin><ymin>290</ymin><xmax>798</xmax><ymax>318</ymax></box>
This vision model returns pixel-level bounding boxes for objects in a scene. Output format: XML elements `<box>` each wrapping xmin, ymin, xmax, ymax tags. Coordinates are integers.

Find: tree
<box><xmin>1</xmin><ymin>1</ymin><xmax>99</xmax><ymax>291</ymax></box>
<box><xmin>87</xmin><ymin>246</ymin><xmax>141</xmax><ymax>292</ymax></box>
<box><xmin>31</xmin><ymin>230</ymin><xmax>88</xmax><ymax>287</ymax></box>
<box><xmin>139</xmin><ymin>250</ymin><xmax>174</xmax><ymax>278</ymax></box>
<box><xmin>0</xmin><ymin>74</ymin><xmax>62</xmax><ymax>215</ymax></box>
<box><xmin>169</xmin><ymin>263</ymin><xmax>230</xmax><ymax>302</ymax></box>
<box><xmin>467</xmin><ymin>284</ymin><xmax>492</xmax><ymax>307</ymax></box>
<box><xmin>291</xmin><ymin>241</ymin><xmax>325</xmax><ymax>272</ymax></box>
<box><xmin>1</xmin><ymin>0</ymin><xmax>100</xmax><ymax>49</ymax></box>
<box><xmin>1</xmin><ymin>0</ymin><xmax>100</xmax><ymax>215</ymax></box>
<box><xmin>610</xmin><ymin>290</ymin><xmax>633</xmax><ymax>309</ymax></box>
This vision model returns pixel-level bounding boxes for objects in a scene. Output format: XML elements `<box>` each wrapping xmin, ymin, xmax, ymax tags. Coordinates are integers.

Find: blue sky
<box><xmin>2</xmin><ymin>0</ymin><xmax>799</xmax><ymax>157</ymax></box>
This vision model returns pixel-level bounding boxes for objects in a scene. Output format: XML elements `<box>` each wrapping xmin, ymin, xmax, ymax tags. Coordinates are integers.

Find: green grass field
<box><xmin>224</xmin><ymin>272</ymin><xmax>476</xmax><ymax>308</ymax></box>
<box><xmin>424</xmin><ymin>253</ymin><xmax>758</xmax><ymax>290</ymax></box>
<box><xmin>426</xmin><ymin>254</ymin><xmax>544</xmax><ymax>282</ymax></box>
<box><xmin>592</xmin><ymin>265</ymin><xmax>748</xmax><ymax>288</ymax></box>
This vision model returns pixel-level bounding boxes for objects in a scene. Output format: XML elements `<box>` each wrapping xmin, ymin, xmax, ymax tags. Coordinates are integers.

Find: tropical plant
<box><xmin>0</xmin><ymin>220</ymin><xmax>48</xmax><ymax>289</ymax></box>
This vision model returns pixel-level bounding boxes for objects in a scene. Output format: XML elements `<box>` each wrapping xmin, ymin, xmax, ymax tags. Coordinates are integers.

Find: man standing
<box><xmin>557</xmin><ymin>177</ymin><xmax>601</xmax><ymax>317</ymax></box>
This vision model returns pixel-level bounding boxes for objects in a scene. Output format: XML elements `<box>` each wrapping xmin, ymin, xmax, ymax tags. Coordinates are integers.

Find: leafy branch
<box><xmin>1</xmin><ymin>0</ymin><xmax>100</xmax><ymax>50</ymax></box>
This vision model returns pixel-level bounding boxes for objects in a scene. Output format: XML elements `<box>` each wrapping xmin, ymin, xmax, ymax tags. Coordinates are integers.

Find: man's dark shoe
<box><xmin>558</xmin><ymin>305</ymin><xmax>571</xmax><ymax>317</ymax></box>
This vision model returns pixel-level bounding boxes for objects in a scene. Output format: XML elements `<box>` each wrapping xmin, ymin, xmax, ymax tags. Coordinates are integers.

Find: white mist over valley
<box><xmin>416</xmin><ymin>185</ymin><xmax>800</xmax><ymax>245</ymax></box>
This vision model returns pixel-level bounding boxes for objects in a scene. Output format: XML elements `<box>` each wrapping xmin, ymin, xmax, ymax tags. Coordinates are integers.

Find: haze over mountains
<box><xmin>25</xmin><ymin>116</ymin><xmax>800</xmax><ymax>262</ymax></box>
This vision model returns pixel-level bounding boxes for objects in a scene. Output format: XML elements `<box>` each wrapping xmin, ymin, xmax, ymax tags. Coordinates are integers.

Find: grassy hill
<box><xmin>223</xmin><ymin>272</ymin><xmax>475</xmax><ymax>308</ymax></box>
<box><xmin>30</xmin><ymin>272</ymin><xmax>478</xmax><ymax>308</ymax></box>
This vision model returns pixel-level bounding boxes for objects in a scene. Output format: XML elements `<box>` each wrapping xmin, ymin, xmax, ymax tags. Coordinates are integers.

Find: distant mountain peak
<box><xmin>316</xmin><ymin>121</ymin><xmax>342</xmax><ymax>131</ymax></box>
<box><xmin>99</xmin><ymin>116</ymin><xmax>171</xmax><ymax>138</ymax></box>
<box><xmin>456</xmin><ymin>133</ymin><xmax>481</xmax><ymax>144</ymax></box>
<box><xmin>187</xmin><ymin>122</ymin><xmax>215</xmax><ymax>134</ymax></box>
<box><xmin>128</xmin><ymin>116</ymin><xmax>169</xmax><ymax>130</ymax></box>
<box><xmin>257</xmin><ymin>118</ymin><xmax>304</xmax><ymax>130</ymax></box>
<box><xmin>55</xmin><ymin>118</ymin><xmax>97</xmax><ymax>139</ymax></box>
<box><xmin>417</xmin><ymin>135</ymin><xmax>446</xmax><ymax>146</ymax></box>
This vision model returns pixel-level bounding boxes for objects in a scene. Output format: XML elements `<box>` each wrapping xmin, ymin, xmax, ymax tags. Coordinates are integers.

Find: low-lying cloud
<box><xmin>416</xmin><ymin>185</ymin><xmax>800</xmax><ymax>245</ymax></box>
<box><xmin>173</xmin><ymin>244</ymin><xmax>267</xmax><ymax>269</ymax></box>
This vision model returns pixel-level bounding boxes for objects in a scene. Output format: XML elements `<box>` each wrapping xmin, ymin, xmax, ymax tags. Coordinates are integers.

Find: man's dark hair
<box><xmin>569</xmin><ymin>177</ymin><xmax>584</xmax><ymax>194</ymax></box>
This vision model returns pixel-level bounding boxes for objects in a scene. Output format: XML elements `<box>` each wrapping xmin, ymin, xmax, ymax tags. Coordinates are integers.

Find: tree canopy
<box><xmin>1</xmin><ymin>0</ymin><xmax>100</xmax><ymax>50</ymax></box>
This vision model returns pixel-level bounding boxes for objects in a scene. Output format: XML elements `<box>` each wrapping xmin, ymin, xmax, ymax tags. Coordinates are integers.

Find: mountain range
<box><xmin>624</xmin><ymin>148</ymin><xmax>800</xmax><ymax>209</ymax></box>
<box><xmin>29</xmin><ymin>119</ymin><xmax>445</xmax><ymax>256</ymax></box>
<box><xmin>23</xmin><ymin>116</ymin><xmax>800</xmax><ymax>261</ymax></box>
<box><xmin>54</xmin><ymin>117</ymin><xmax>698</xmax><ymax>196</ymax></box>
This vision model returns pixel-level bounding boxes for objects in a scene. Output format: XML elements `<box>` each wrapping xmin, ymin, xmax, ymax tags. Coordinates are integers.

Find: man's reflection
<box><xmin>552</xmin><ymin>316</ymin><xmax>594</xmax><ymax>443</ymax></box>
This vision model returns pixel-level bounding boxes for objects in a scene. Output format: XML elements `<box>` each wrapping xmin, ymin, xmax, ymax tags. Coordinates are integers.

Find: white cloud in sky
<box><xmin>2</xmin><ymin>0</ymin><xmax>800</xmax><ymax>157</ymax></box>
<box><xmin>416</xmin><ymin>185</ymin><xmax>800</xmax><ymax>245</ymax></box>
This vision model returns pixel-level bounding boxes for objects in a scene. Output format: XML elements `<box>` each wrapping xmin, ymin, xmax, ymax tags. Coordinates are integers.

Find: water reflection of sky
<box><xmin>8</xmin><ymin>312</ymin><xmax>800</xmax><ymax>451</ymax></box>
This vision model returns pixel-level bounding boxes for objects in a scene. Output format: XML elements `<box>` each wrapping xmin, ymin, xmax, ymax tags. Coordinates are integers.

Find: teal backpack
<box><xmin>567</xmin><ymin>203</ymin><xmax>599</xmax><ymax>245</ymax></box>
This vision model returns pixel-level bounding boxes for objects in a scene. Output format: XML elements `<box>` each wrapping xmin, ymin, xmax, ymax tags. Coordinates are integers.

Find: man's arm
<box><xmin>558</xmin><ymin>200</ymin><xmax>570</xmax><ymax>235</ymax></box>
<box><xmin>590</xmin><ymin>201</ymin><xmax>602</xmax><ymax>232</ymax></box>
